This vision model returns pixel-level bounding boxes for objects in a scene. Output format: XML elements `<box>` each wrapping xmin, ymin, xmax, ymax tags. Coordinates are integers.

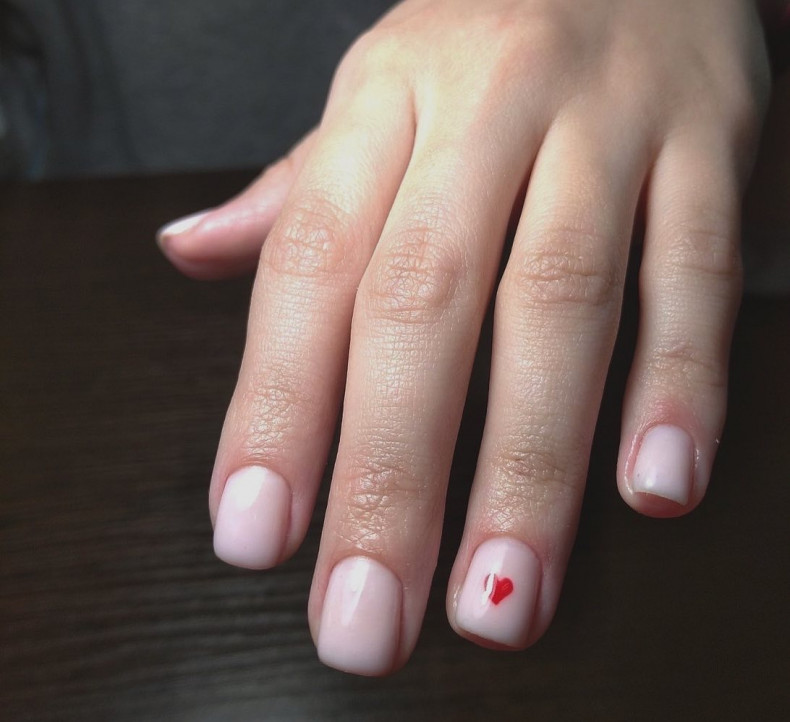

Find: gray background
<box><xmin>0</xmin><ymin>0</ymin><xmax>395</xmax><ymax>178</ymax></box>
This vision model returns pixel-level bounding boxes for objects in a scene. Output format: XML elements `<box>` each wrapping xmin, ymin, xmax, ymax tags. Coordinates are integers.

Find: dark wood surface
<box><xmin>1</xmin><ymin>172</ymin><xmax>788</xmax><ymax>721</ymax></box>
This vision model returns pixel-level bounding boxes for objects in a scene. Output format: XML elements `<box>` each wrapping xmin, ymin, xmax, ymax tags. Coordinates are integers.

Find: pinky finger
<box><xmin>618</xmin><ymin>130</ymin><xmax>746</xmax><ymax>517</ymax></box>
<box><xmin>157</xmin><ymin>129</ymin><xmax>317</xmax><ymax>279</ymax></box>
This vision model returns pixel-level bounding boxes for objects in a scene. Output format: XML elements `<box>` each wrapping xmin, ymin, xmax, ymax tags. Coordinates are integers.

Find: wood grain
<box><xmin>1</xmin><ymin>173</ymin><xmax>788</xmax><ymax>721</ymax></box>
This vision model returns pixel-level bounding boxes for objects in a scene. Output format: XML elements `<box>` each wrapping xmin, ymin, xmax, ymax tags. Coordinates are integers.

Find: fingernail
<box><xmin>157</xmin><ymin>210</ymin><xmax>211</xmax><ymax>242</ymax></box>
<box><xmin>317</xmin><ymin>556</ymin><xmax>402</xmax><ymax>676</ymax></box>
<box><xmin>455</xmin><ymin>537</ymin><xmax>541</xmax><ymax>648</ymax></box>
<box><xmin>213</xmin><ymin>466</ymin><xmax>291</xmax><ymax>569</ymax></box>
<box><xmin>632</xmin><ymin>425</ymin><xmax>695</xmax><ymax>505</ymax></box>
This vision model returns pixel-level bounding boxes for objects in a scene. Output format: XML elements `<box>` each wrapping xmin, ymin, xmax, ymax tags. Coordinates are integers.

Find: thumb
<box><xmin>157</xmin><ymin>129</ymin><xmax>317</xmax><ymax>280</ymax></box>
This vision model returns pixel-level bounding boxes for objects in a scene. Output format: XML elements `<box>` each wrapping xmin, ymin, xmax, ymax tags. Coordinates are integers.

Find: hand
<box><xmin>158</xmin><ymin>0</ymin><xmax>771</xmax><ymax>675</ymax></box>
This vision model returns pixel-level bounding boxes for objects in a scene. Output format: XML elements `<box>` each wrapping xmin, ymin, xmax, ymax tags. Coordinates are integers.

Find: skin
<box><xmin>158</xmin><ymin>0</ymin><xmax>781</xmax><ymax>674</ymax></box>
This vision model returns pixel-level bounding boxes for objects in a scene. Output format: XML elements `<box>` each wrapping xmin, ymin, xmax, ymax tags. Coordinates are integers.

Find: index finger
<box><xmin>210</xmin><ymin>76</ymin><xmax>415</xmax><ymax>569</ymax></box>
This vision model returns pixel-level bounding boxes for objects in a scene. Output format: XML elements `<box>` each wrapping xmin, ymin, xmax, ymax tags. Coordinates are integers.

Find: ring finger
<box><xmin>448</xmin><ymin>108</ymin><xmax>649</xmax><ymax>649</ymax></box>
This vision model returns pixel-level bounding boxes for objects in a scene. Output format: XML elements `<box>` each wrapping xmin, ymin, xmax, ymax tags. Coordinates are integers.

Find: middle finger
<box><xmin>310</xmin><ymin>100</ymin><xmax>546</xmax><ymax>676</ymax></box>
<box><xmin>449</xmin><ymin>107</ymin><xmax>649</xmax><ymax>649</ymax></box>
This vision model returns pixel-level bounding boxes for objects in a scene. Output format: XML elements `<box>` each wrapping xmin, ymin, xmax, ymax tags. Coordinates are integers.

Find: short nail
<box><xmin>213</xmin><ymin>466</ymin><xmax>290</xmax><ymax>569</ymax></box>
<box><xmin>455</xmin><ymin>537</ymin><xmax>541</xmax><ymax>648</ymax></box>
<box><xmin>157</xmin><ymin>210</ymin><xmax>211</xmax><ymax>242</ymax></box>
<box><xmin>632</xmin><ymin>425</ymin><xmax>695</xmax><ymax>505</ymax></box>
<box><xmin>317</xmin><ymin>556</ymin><xmax>402</xmax><ymax>676</ymax></box>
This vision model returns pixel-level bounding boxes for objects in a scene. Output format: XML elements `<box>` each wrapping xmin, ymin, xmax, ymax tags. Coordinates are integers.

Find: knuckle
<box><xmin>664</xmin><ymin>221</ymin><xmax>741</xmax><ymax>286</ymax></box>
<box><xmin>504</xmin><ymin>232</ymin><xmax>619</xmax><ymax>310</ymax></box>
<box><xmin>239</xmin><ymin>372</ymin><xmax>310</xmax><ymax>458</ymax></box>
<box><xmin>339</xmin><ymin>445</ymin><xmax>430</xmax><ymax>545</ymax></box>
<box><xmin>497</xmin><ymin>11</ymin><xmax>572</xmax><ymax>71</ymax></box>
<box><xmin>471</xmin><ymin>13</ymin><xmax>573</xmax><ymax>99</ymax></box>
<box><xmin>490</xmin><ymin>436</ymin><xmax>580</xmax><ymax>511</ymax></box>
<box><xmin>602</xmin><ymin>41</ymin><xmax>657</xmax><ymax>115</ymax></box>
<box><xmin>346</xmin><ymin>28</ymin><xmax>397</xmax><ymax>66</ymax></box>
<box><xmin>334</xmin><ymin>28</ymin><xmax>406</xmax><ymax>93</ymax></box>
<box><xmin>263</xmin><ymin>193</ymin><xmax>355</xmax><ymax>281</ymax></box>
<box><xmin>363</xmin><ymin>206</ymin><xmax>468</xmax><ymax>324</ymax></box>
<box><xmin>647</xmin><ymin>339</ymin><xmax>727</xmax><ymax>391</ymax></box>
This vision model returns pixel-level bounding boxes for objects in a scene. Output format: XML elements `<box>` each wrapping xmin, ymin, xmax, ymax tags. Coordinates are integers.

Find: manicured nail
<box><xmin>157</xmin><ymin>210</ymin><xmax>210</xmax><ymax>241</ymax></box>
<box><xmin>632</xmin><ymin>425</ymin><xmax>695</xmax><ymax>505</ymax></box>
<box><xmin>213</xmin><ymin>466</ymin><xmax>290</xmax><ymax>569</ymax></box>
<box><xmin>317</xmin><ymin>556</ymin><xmax>402</xmax><ymax>676</ymax></box>
<box><xmin>455</xmin><ymin>537</ymin><xmax>541</xmax><ymax>648</ymax></box>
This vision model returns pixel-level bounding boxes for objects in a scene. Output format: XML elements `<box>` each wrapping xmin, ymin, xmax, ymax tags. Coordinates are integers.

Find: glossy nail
<box><xmin>157</xmin><ymin>210</ymin><xmax>210</xmax><ymax>241</ymax></box>
<box><xmin>213</xmin><ymin>466</ymin><xmax>290</xmax><ymax>569</ymax></box>
<box><xmin>455</xmin><ymin>537</ymin><xmax>541</xmax><ymax>648</ymax></box>
<box><xmin>632</xmin><ymin>425</ymin><xmax>695</xmax><ymax>505</ymax></box>
<box><xmin>317</xmin><ymin>556</ymin><xmax>401</xmax><ymax>676</ymax></box>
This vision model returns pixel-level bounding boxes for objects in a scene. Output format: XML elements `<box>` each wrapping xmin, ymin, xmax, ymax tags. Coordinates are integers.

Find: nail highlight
<box><xmin>213</xmin><ymin>466</ymin><xmax>290</xmax><ymax>569</ymax></box>
<box><xmin>632</xmin><ymin>425</ymin><xmax>695</xmax><ymax>505</ymax></box>
<box><xmin>455</xmin><ymin>537</ymin><xmax>541</xmax><ymax>648</ymax></box>
<box><xmin>157</xmin><ymin>210</ymin><xmax>210</xmax><ymax>241</ymax></box>
<box><xmin>317</xmin><ymin>556</ymin><xmax>401</xmax><ymax>676</ymax></box>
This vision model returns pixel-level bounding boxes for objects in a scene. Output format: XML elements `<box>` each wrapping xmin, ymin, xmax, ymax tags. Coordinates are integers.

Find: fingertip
<box><xmin>156</xmin><ymin>208</ymin><xmax>218</xmax><ymax>275</ymax></box>
<box><xmin>212</xmin><ymin>466</ymin><xmax>292</xmax><ymax>570</ymax></box>
<box><xmin>448</xmin><ymin>536</ymin><xmax>545</xmax><ymax>651</ymax></box>
<box><xmin>156</xmin><ymin>210</ymin><xmax>213</xmax><ymax>246</ymax></box>
<box><xmin>157</xmin><ymin>208</ymin><xmax>263</xmax><ymax>279</ymax></box>
<box><xmin>315</xmin><ymin>556</ymin><xmax>403</xmax><ymax>676</ymax></box>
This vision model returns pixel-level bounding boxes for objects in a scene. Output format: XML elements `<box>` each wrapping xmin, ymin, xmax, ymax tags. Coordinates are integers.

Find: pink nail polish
<box><xmin>317</xmin><ymin>556</ymin><xmax>401</xmax><ymax>676</ymax></box>
<box><xmin>455</xmin><ymin>537</ymin><xmax>541</xmax><ymax>648</ymax></box>
<box><xmin>157</xmin><ymin>210</ymin><xmax>210</xmax><ymax>241</ymax></box>
<box><xmin>213</xmin><ymin>466</ymin><xmax>290</xmax><ymax>569</ymax></box>
<box><xmin>632</xmin><ymin>425</ymin><xmax>695</xmax><ymax>505</ymax></box>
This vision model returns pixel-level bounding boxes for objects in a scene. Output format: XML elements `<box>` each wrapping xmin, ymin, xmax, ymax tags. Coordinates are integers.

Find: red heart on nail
<box><xmin>485</xmin><ymin>573</ymin><xmax>514</xmax><ymax>605</ymax></box>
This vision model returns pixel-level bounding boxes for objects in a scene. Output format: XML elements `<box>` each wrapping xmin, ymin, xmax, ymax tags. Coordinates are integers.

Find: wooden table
<box><xmin>2</xmin><ymin>172</ymin><xmax>788</xmax><ymax>721</ymax></box>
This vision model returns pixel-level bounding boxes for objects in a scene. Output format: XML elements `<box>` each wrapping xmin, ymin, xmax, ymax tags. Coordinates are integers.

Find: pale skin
<box><xmin>157</xmin><ymin>0</ymin><xmax>787</xmax><ymax>675</ymax></box>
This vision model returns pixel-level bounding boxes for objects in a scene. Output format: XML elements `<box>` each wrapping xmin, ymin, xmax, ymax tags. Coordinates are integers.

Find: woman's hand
<box><xmin>158</xmin><ymin>0</ymin><xmax>771</xmax><ymax>675</ymax></box>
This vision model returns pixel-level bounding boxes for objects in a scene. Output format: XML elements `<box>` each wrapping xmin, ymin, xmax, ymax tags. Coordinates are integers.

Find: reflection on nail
<box><xmin>632</xmin><ymin>425</ymin><xmax>695</xmax><ymax>505</ymax></box>
<box><xmin>213</xmin><ymin>466</ymin><xmax>290</xmax><ymax>569</ymax></box>
<box><xmin>157</xmin><ymin>210</ymin><xmax>211</xmax><ymax>241</ymax></box>
<box><xmin>317</xmin><ymin>556</ymin><xmax>401</xmax><ymax>676</ymax></box>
